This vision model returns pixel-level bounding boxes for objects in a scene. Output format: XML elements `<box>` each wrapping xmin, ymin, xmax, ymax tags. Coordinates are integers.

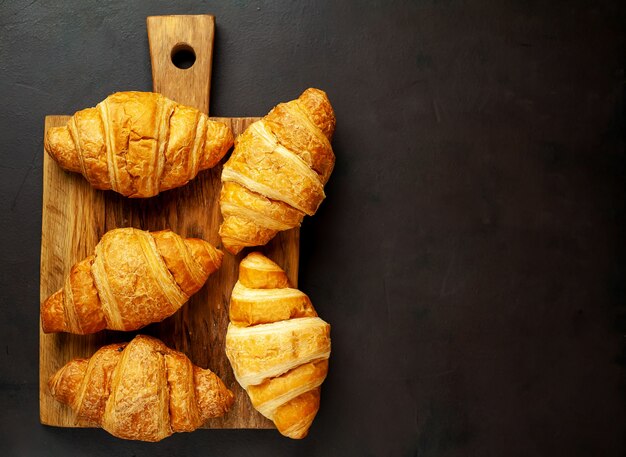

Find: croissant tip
<box><xmin>41</xmin><ymin>290</ymin><xmax>66</xmax><ymax>334</ymax></box>
<box><xmin>210</xmin><ymin>246</ymin><xmax>224</xmax><ymax>269</ymax></box>
<box><xmin>283</xmin><ymin>430</ymin><xmax>309</xmax><ymax>440</ymax></box>
<box><xmin>222</xmin><ymin>242</ymin><xmax>243</xmax><ymax>256</ymax></box>
<box><xmin>47</xmin><ymin>373</ymin><xmax>57</xmax><ymax>395</ymax></box>
<box><xmin>247</xmin><ymin>251</ymin><xmax>269</xmax><ymax>259</ymax></box>
<box><xmin>44</xmin><ymin>125</ymin><xmax>82</xmax><ymax>173</ymax></box>
<box><xmin>301</xmin><ymin>87</ymin><xmax>326</xmax><ymax>97</ymax></box>
<box><xmin>225</xmin><ymin>388</ymin><xmax>236</xmax><ymax>410</ymax></box>
<box><xmin>43</xmin><ymin>127</ymin><xmax>53</xmax><ymax>153</ymax></box>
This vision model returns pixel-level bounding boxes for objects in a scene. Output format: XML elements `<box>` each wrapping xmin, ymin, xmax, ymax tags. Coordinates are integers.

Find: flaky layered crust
<box><xmin>219</xmin><ymin>88</ymin><xmax>336</xmax><ymax>254</ymax></box>
<box><xmin>226</xmin><ymin>318</ymin><xmax>330</xmax><ymax>388</ymax></box>
<box><xmin>225</xmin><ymin>253</ymin><xmax>331</xmax><ymax>439</ymax></box>
<box><xmin>229</xmin><ymin>283</ymin><xmax>316</xmax><ymax>327</ymax></box>
<box><xmin>48</xmin><ymin>335</ymin><xmax>234</xmax><ymax>442</ymax></box>
<box><xmin>45</xmin><ymin>91</ymin><xmax>234</xmax><ymax>197</ymax></box>
<box><xmin>41</xmin><ymin>228</ymin><xmax>223</xmax><ymax>334</ymax></box>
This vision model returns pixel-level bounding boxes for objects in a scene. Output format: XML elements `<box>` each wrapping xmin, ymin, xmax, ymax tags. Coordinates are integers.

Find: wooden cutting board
<box><xmin>39</xmin><ymin>15</ymin><xmax>298</xmax><ymax>430</ymax></box>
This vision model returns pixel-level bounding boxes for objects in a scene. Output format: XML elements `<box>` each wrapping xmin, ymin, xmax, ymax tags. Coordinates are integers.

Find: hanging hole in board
<box><xmin>171</xmin><ymin>43</ymin><xmax>196</xmax><ymax>69</ymax></box>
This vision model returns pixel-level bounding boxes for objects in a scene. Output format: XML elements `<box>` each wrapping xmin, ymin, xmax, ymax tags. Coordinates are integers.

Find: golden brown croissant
<box><xmin>41</xmin><ymin>227</ymin><xmax>223</xmax><ymax>334</ymax></box>
<box><xmin>219</xmin><ymin>88</ymin><xmax>336</xmax><ymax>254</ymax></box>
<box><xmin>225</xmin><ymin>252</ymin><xmax>331</xmax><ymax>439</ymax></box>
<box><xmin>45</xmin><ymin>91</ymin><xmax>234</xmax><ymax>197</ymax></box>
<box><xmin>49</xmin><ymin>335</ymin><xmax>234</xmax><ymax>442</ymax></box>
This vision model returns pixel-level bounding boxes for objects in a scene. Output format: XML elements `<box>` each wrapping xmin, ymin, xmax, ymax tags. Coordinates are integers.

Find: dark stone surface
<box><xmin>0</xmin><ymin>0</ymin><xmax>624</xmax><ymax>455</ymax></box>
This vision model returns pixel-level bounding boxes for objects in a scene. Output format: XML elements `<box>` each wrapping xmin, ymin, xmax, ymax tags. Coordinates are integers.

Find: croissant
<box><xmin>49</xmin><ymin>335</ymin><xmax>234</xmax><ymax>441</ymax></box>
<box><xmin>45</xmin><ymin>91</ymin><xmax>234</xmax><ymax>197</ymax></box>
<box><xmin>41</xmin><ymin>227</ymin><xmax>223</xmax><ymax>334</ymax></box>
<box><xmin>225</xmin><ymin>252</ymin><xmax>331</xmax><ymax>439</ymax></box>
<box><xmin>219</xmin><ymin>88</ymin><xmax>336</xmax><ymax>254</ymax></box>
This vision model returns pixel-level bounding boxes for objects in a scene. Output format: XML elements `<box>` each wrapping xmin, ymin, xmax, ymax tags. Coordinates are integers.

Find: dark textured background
<box><xmin>0</xmin><ymin>1</ymin><xmax>624</xmax><ymax>456</ymax></box>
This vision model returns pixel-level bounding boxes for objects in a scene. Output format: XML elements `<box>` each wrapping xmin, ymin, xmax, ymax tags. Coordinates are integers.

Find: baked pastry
<box><xmin>45</xmin><ymin>91</ymin><xmax>233</xmax><ymax>197</ymax></box>
<box><xmin>41</xmin><ymin>227</ymin><xmax>223</xmax><ymax>334</ymax></box>
<box><xmin>49</xmin><ymin>335</ymin><xmax>234</xmax><ymax>442</ymax></box>
<box><xmin>219</xmin><ymin>88</ymin><xmax>336</xmax><ymax>254</ymax></box>
<box><xmin>225</xmin><ymin>252</ymin><xmax>331</xmax><ymax>439</ymax></box>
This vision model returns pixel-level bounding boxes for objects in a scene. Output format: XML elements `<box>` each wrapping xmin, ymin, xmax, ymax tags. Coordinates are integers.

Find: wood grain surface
<box><xmin>147</xmin><ymin>15</ymin><xmax>215</xmax><ymax>113</ymax></box>
<box><xmin>39</xmin><ymin>14</ymin><xmax>299</xmax><ymax>430</ymax></box>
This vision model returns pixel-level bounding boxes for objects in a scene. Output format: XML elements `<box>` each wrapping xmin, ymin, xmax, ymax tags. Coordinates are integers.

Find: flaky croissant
<box><xmin>45</xmin><ymin>91</ymin><xmax>234</xmax><ymax>197</ymax></box>
<box><xmin>219</xmin><ymin>88</ymin><xmax>336</xmax><ymax>254</ymax></box>
<box><xmin>41</xmin><ymin>227</ymin><xmax>223</xmax><ymax>334</ymax></box>
<box><xmin>49</xmin><ymin>335</ymin><xmax>234</xmax><ymax>442</ymax></box>
<box><xmin>225</xmin><ymin>252</ymin><xmax>331</xmax><ymax>439</ymax></box>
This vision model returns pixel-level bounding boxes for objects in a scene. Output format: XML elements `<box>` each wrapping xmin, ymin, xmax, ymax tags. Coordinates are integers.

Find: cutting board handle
<box><xmin>147</xmin><ymin>15</ymin><xmax>215</xmax><ymax>114</ymax></box>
